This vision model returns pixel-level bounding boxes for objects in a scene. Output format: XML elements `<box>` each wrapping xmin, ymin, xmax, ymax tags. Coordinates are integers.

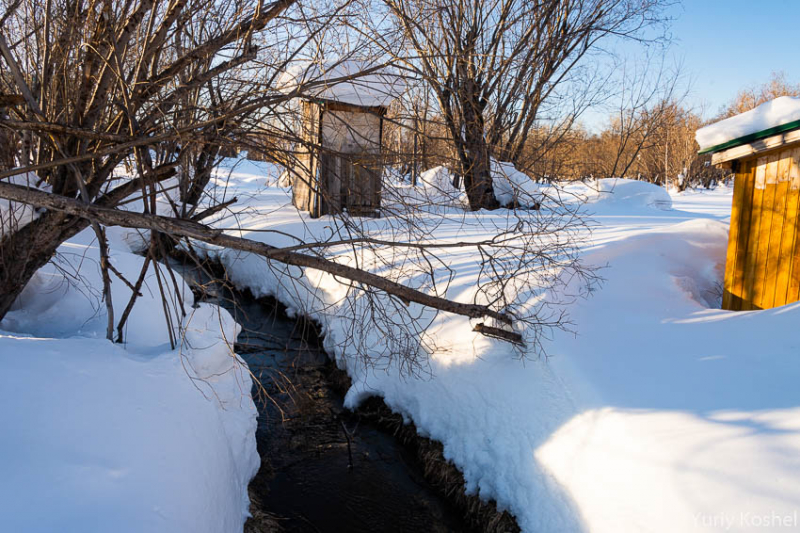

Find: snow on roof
<box><xmin>276</xmin><ymin>59</ymin><xmax>406</xmax><ymax>108</ymax></box>
<box><xmin>696</xmin><ymin>96</ymin><xmax>800</xmax><ymax>152</ymax></box>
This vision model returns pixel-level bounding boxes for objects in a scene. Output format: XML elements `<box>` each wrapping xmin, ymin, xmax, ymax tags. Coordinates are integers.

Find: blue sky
<box><xmin>669</xmin><ymin>0</ymin><xmax>800</xmax><ymax>118</ymax></box>
<box><xmin>579</xmin><ymin>1</ymin><xmax>800</xmax><ymax>131</ymax></box>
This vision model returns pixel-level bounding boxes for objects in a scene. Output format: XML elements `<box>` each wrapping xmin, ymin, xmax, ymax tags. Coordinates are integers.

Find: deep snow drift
<box><xmin>0</xmin><ymin>224</ymin><xmax>259</xmax><ymax>532</ymax></box>
<box><xmin>193</xmin><ymin>161</ymin><xmax>800</xmax><ymax>533</ymax></box>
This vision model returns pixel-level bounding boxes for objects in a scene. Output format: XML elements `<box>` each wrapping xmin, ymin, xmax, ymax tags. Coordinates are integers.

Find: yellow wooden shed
<box><xmin>697</xmin><ymin>97</ymin><xmax>800</xmax><ymax>310</ymax></box>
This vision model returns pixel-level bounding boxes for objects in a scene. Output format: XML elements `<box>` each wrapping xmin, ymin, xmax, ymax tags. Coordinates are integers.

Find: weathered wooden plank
<box><xmin>765</xmin><ymin>153</ymin><xmax>779</xmax><ymax>185</ymax></box>
<box><xmin>755</xmin><ymin>156</ymin><xmax>767</xmax><ymax>189</ymax></box>
<box><xmin>315</xmin><ymin>99</ymin><xmax>387</xmax><ymax>116</ymax></box>
<box><xmin>292</xmin><ymin>101</ymin><xmax>321</xmax><ymax>215</ymax></box>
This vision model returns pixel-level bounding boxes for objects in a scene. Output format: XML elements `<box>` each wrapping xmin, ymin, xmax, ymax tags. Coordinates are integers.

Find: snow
<box><xmin>0</xmin><ymin>220</ymin><xmax>259</xmax><ymax>531</ymax></box>
<box><xmin>696</xmin><ymin>96</ymin><xmax>800</xmax><ymax>151</ymax></box>
<box><xmin>384</xmin><ymin>161</ymin><xmax>544</xmax><ymax>210</ymax></box>
<box><xmin>570</xmin><ymin>177</ymin><xmax>674</xmax><ymax>212</ymax></box>
<box><xmin>6</xmin><ymin>144</ymin><xmax>798</xmax><ymax>533</ymax></box>
<box><xmin>385</xmin><ymin>160</ymin><xmax>544</xmax><ymax>209</ymax></box>
<box><xmin>276</xmin><ymin>59</ymin><xmax>406</xmax><ymax>108</ymax></box>
<box><xmin>188</xmin><ymin>161</ymin><xmax>800</xmax><ymax>532</ymax></box>
<box><xmin>491</xmin><ymin>160</ymin><xmax>542</xmax><ymax>208</ymax></box>
<box><xmin>384</xmin><ymin>165</ymin><xmax>469</xmax><ymax>212</ymax></box>
<box><xmin>536</xmin><ymin>214</ymin><xmax>800</xmax><ymax>532</ymax></box>
<box><xmin>0</xmin><ymin>173</ymin><xmax>51</xmax><ymax>237</ymax></box>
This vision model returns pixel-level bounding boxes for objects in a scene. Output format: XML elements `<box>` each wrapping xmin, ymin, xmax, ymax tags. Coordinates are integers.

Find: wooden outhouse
<box><xmin>278</xmin><ymin>60</ymin><xmax>404</xmax><ymax>218</ymax></box>
<box><xmin>292</xmin><ymin>98</ymin><xmax>386</xmax><ymax>217</ymax></box>
<box><xmin>698</xmin><ymin>97</ymin><xmax>800</xmax><ymax>310</ymax></box>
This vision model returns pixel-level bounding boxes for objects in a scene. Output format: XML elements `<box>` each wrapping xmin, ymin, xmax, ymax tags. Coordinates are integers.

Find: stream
<box><xmin>181</xmin><ymin>265</ymin><xmax>471</xmax><ymax>533</ymax></box>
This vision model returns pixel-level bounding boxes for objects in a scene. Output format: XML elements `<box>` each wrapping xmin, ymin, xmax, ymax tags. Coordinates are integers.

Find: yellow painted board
<box><xmin>730</xmin><ymin>162</ymin><xmax>755</xmax><ymax>309</ymax></box>
<box><xmin>742</xmin><ymin>158</ymin><xmax>767</xmax><ymax>309</ymax></box>
<box><xmin>731</xmin><ymin>162</ymin><xmax>755</xmax><ymax>309</ymax></box>
<box><xmin>752</xmin><ymin>153</ymin><xmax>781</xmax><ymax>308</ymax></box>
<box><xmin>775</xmin><ymin>182</ymin><xmax>800</xmax><ymax>306</ymax></box>
<box><xmin>787</xmin><ymin>159</ymin><xmax>800</xmax><ymax>305</ymax></box>
<box><xmin>723</xmin><ymin>164</ymin><xmax>746</xmax><ymax>310</ymax></box>
<box><xmin>724</xmin><ymin>147</ymin><xmax>800</xmax><ymax>310</ymax></box>
<box><xmin>763</xmin><ymin>151</ymin><xmax>792</xmax><ymax>308</ymax></box>
<box><xmin>785</xmin><ymin>148</ymin><xmax>800</xmax><ymax>305</ymax></box>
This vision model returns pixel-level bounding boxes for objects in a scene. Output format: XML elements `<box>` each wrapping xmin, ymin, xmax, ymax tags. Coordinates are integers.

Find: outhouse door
<box><xmin>319</xmin><ymin>150</ymin><xmax>380</xmax><ymax>216</ymax></box>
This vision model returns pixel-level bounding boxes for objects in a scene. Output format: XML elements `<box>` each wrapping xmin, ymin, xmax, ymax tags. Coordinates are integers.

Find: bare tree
<box><xmin>560</xmin><ymin>50</ymin><xmax>684</xmax><ymax>184</ymax></box>
<box><xmin>0</xmin><ymin>0</ymin><xmax>299</xmax><ymax>325</ymax></box>
<box><xmin>719</xmin><ymin>71</ymin><xmax>800</xmax><ymax>119</ymax></box>
<box><xmin>0</xmin><ymin>0</ymin><xmax>603</xmax><ymax>375</ymax></box>
<box><xmin>362</xmin><ymin>0</ymin><xmax>671</xmax><ymax>209</ymax></box>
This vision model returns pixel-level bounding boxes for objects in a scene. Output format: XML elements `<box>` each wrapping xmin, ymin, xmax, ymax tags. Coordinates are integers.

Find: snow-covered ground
<box><xmin>3</xmin><ymin>154</ymin><xmax>798</xmax><ymax>533</ymax></box>
<box><xmin>0</xmin><ymin>219</ymin><xmax>259</xmax><ymax>531</ymax></box>
<box><xmin>195</xmin><ymin>161</ymin><xmax>800</xmax><ymax>533</ymax></box>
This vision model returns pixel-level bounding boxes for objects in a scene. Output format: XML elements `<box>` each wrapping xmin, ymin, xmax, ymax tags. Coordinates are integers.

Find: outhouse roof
<box><xmin>276</xmin><ymin>59</ymin><xmax>406</xmax><ymax>108</ymax></box>
<box><xmin>697</xmin><ymin>96</ymin><xmax>800</xmax><ymax>155</ymax></box>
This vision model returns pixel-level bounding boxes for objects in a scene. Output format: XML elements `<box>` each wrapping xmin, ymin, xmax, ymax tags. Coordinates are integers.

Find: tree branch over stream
<box><xmin>0</xmin><ymin>181</ymin><xmax>520</xmax><ymax>338</ymax></box>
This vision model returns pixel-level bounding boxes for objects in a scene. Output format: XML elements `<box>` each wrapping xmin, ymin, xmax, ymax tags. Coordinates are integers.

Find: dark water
<box><xmin>183</xmin><ymin>267</ymin><xmax>469</xmax><ymax>533</ymax></box>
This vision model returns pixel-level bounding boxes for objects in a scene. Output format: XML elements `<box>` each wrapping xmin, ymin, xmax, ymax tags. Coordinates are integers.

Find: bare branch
<box><xmin>0</xmin><ymin>181</ymin><xmax>517</xmax><ymax>329</ymax></box>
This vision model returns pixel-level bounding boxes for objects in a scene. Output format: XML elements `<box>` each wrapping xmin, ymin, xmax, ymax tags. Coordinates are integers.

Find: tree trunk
<box><xmin>449</xmin><ymin>76</ymin><xmax>498</xmax><ymax>211</ymax></box>
<box><xmin>0</xmin><ymin>212</ymin><xmax>88</xmax><ymax>318</ymax></box>
<box><xmin>461</xmin><ymin>113</ymin><xmax>499</xmax><ymax>211</ymax></box>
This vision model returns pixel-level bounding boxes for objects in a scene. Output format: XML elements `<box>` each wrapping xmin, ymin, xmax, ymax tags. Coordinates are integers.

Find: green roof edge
<box><xmin>698</xmin><ymin>118</ymin><xmax>800</xmax><ymax>155</ymax></box>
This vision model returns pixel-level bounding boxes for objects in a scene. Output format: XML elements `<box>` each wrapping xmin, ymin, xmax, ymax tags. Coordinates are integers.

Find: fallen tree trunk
<box><xmin>0</xmin><ymin>181</ymin><xmax>517</xmax><ymax>331</ymax></box>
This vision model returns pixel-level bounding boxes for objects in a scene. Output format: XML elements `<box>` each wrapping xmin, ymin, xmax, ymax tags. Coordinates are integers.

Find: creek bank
<box><xmin>177</xmin><ymin>255</ymin><xmax>520</xmax><ymax>532</ymax></box>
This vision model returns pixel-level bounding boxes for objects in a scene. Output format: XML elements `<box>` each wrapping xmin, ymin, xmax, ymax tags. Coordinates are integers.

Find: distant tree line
<box><xmin>384</xmin><ymin>72</ymin><xmax>800</xmax><ymax>190</ymax></box>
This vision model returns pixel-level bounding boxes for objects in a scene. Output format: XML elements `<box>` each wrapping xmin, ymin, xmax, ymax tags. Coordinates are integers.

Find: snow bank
<box><xmin>4</xmin><ymin>236</ymin><xmax>185</xmax><ymax>349</ymax></box>
<box><xmin>696</xmin><ymin>96</ymin><xmax>800</xmax><ymax>150</ymax></box>
<box><xmin>173</xmin><ymin>160</ymin><xmax>799</xmax><ymax>532</ymax></box>
<box><xmin>418</xmin><ymin>166</ymin><xmax>468</xmax><ymax>207</ymax></box>
<box><xmin>277</xmin><ymin>59</ymin><xmax>406</xmax><ymax>108</ymax></box>
<box><xmin>0</xmin><ymin>230</ymin><xmax>259</xmax><ymax>532</ymax></box>
<box><xmin>491</xmin><ymin>160</ymin><xmax>542</xmax><ymax>208</ymax></box>
<box><xmin>382</xmin><ymin>165</ymin><xmax>469</xmax><ymax>212</ymax></box>
<box><xmin>537</xmin><ymin>217</ymin><xmax>800</xmax><ymax>533</ymax></box>
<box><xmin>213</xmin><ymin>158</ymin><xmax>285</xmax><ymax>188</ymax></box>
<box><xmin>386</xmin><ymin>162</ymin><xmax>544</xmax><ymax>211</ymax></box>
<box><xmin>575</xmin><ymin>178</ymin><xmax>673</xmax><ymax>212</ymax></box>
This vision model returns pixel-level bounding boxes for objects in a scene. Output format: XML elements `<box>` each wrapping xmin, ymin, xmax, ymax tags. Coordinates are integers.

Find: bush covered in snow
<box><xmin>419</xmin><ymin>166</ymin><xmax>463</xmax><ymax>199</ymax></box>
<box><xmin>490</xmin><ymin>160</ymin><xmax>542</xmax><ymax>209</ymax></box>
<box><xmin>385</xmin><ymin>163</ymin><xmax>546</xmax><ymax>212</ymax></box>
